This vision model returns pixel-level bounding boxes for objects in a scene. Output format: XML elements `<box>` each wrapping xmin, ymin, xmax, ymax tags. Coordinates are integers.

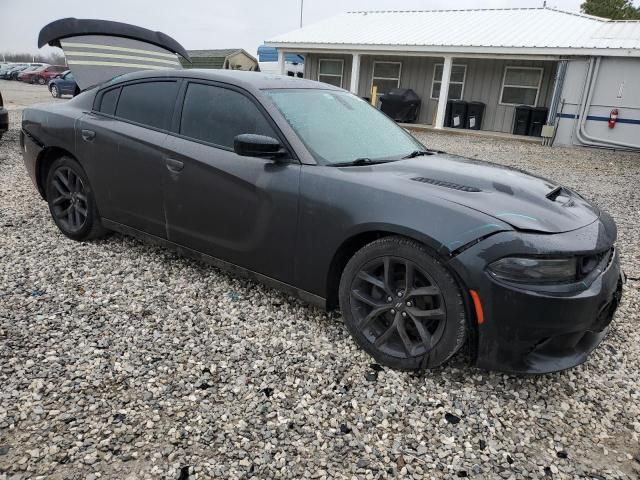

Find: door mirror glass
<box><xmin>234</xmin><ymin>134</ymin><xmax>284</xmax><ymax>158</ymax></box>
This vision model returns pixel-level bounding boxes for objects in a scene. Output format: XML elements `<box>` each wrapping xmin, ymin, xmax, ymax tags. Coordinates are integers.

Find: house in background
<box><xmin>180</xmin><ymin>49</ymin><xmax>258</xmax><ymax>71</ymax></box>
<box><xmin>257</xmin><ymin>45</ymin><xmax>304</xmax><ymax>77</ymax></box>
<box><xmin>266</xmin><ymin>7</ymin><xmax>640</xmax><ymax>150</ymax></box>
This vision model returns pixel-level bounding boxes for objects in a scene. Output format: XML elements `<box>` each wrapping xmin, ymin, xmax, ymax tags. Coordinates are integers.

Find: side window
<box><xmin>115</xmin><ymin>81</ymin><xmax>178</xmax><ymax>130</ymax></box>
<box><xmin>99</xmin><ymin>88</ymin><xmax>120</xmax><ymax>116</ymax></box>
<box><xmin>65</xmin><ymin>72</ymin><xmax>74</xmax><ymax>80</ymax></box>
<box><xmin>180</xmin><ymin>83</ymin><xmax>276</xmax><ymax>148</ymax></box>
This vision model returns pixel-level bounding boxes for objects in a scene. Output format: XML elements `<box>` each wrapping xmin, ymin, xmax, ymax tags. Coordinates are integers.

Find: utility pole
<box><xmin>300</xmin><ymin>0</ymin><xmax>304</xmax><ymax>28</ymax></box>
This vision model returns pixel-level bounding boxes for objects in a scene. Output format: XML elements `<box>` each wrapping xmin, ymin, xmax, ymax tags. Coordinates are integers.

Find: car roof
<box><xmin>102</xmin><ymin>68</ymin><xmax>342</xmax><ymax>93</ymax></box>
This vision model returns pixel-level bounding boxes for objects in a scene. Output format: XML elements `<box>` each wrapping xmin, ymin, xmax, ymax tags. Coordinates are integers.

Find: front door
<box><xmin>162</xmin><ymin>81</ymin><xmax>300</xmax><ymax>283</ymax></box>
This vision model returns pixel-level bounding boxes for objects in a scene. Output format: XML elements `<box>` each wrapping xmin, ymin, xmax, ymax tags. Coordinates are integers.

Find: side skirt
<box><xmin>101</xmin><ymin>218</ymin><xmax>327</xmax><ymax>310</ymax></box>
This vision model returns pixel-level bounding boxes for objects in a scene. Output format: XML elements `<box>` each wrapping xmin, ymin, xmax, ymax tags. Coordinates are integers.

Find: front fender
<box><xmin>295</xmin><ymin>165</ymin><xmax>513</xmax><ymax>298</ymax></box>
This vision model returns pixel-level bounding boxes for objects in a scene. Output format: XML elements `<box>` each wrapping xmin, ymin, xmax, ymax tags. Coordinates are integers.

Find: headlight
<box><xmin>487</xmin><ymin>257</ymin><xmax>577</xmax><ymax>284</ymax></box>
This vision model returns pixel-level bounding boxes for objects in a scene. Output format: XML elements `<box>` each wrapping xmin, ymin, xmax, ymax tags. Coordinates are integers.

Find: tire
<box><xmin>45</xmin><ymin>156</ymin><xmax>108</xmax><ymax>241</ymax></box>
<box><xmin>37</xmin><ymin>76</ymin><xmax>45</xmax><ymax>85</ymax></box>
<box><xmin>50</xmin><ymin>85</ymin><xmax>60</xmax><ymax>98</ymax></box>
<box><xmin>339</xmin><ymin>236</ymin><xmax>467</xmax><ymax>370</ymax></box>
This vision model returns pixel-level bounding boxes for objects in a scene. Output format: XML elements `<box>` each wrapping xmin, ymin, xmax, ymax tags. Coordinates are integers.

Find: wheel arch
<box><xmin>325</xmin><ymin>225</ymin><xmax>450</xmax><ymax>311</ymax></box>
<box><xmin>325</xmin><ymin>227</ymin><xmax>479</xmax><ymax>361</ymax></box>
<box><xmin>35</xmin><ymin>146</ymin><xmax>78</xmax><ymax>200</ymax></box>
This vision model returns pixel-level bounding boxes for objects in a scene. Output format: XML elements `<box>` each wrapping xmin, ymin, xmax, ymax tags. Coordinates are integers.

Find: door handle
<box><xmin>166</xmin><ymin>158</ymin><xmax>184</xmax><ymax>173</ymax></box>
<box><xmin>81</xmin><ymin>129</ymin><xmax>96</xmax><ymax>142</ymax></box>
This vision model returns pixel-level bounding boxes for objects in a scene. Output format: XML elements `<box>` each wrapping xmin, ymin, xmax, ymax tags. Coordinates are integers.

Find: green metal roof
<box><xmin>180</xmin><ymin>49</ymin><xmax>255</xmax><ymax>69</ymax></box>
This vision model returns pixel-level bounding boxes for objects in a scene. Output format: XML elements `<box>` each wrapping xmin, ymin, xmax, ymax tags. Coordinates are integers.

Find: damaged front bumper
<box><xmin>450</xmin><ymin>213</ymin><xmax>624</xmax><ymax>374</ymax></box>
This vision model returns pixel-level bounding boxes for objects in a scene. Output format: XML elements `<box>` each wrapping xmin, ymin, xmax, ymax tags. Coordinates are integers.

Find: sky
<box><xmin>1</xmin><ymin>0</ymin><xmax>586</xmax><ymax>58</ymax></box>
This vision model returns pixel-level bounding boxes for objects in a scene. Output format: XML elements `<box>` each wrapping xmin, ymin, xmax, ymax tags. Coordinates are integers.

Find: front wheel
<box><xmin>50</xmin><ymin>85</ymin><xmax>60</xmax><ymax>98</ymax></box>
<box><xmin>45</xmin><ymin>156</ymin><xmax>108</xmax><ymax>241</ymax></box>
<box><xmin>37</xmin><ymin>76</ymin><xmax>46</xmax><ymax>85</ymax></box>
<box><xmin>339</xmin><ymin>236</ymin><xmax>467</xmax><ymax>370</ymax></box>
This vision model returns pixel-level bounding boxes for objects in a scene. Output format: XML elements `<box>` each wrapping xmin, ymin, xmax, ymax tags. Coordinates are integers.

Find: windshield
<box><xmin>266</xmin><ymin>89</ymin><xmax>425</xmax><ymax>165</ymax></box>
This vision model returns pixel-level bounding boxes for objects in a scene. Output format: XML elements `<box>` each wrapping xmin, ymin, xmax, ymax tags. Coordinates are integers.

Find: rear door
<box><xmin>162</xmin><ymin>81</ymin><xmax>300</xmax><ymax>283</ymax></box>
<box><xmin>77</xmin><ymin>79</ymin><xmax>180</xmax><ymax>238</ymax></box>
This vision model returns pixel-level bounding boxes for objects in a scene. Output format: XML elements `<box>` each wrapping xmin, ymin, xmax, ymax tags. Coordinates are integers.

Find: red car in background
<box><xmin>18</xmin><ymin>65</ymin><xmax>67</xmax><ymax>85</ymax></box>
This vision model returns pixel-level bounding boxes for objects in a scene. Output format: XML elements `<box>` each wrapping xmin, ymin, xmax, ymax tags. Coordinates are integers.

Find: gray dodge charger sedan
<box><xmin>21</xmin><ymin>69</ymin><xmax>624</xmax><ymax>373</ymax></box>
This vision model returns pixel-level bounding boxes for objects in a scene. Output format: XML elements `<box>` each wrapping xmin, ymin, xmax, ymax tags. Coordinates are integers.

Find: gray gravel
<box><xmin>1</xmin><ymin>112</ymin><xmax>639</xmax><ymax>479</ymax></box>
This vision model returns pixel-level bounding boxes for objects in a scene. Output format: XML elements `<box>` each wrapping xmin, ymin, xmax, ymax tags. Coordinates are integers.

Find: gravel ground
<box><xmin>0</xmin><ymin>80</ymin><xmax>62</xmax><ymax>111</ymax></box>
<box><xmin>1</xmin><ymin>107</ymin><xmax>639</xmax><ymax>479</ymax></box>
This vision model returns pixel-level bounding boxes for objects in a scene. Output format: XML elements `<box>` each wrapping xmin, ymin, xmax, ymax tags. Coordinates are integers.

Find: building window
<box><xmin>318</xmin><ymin>59</ymin><xmax>344</xmax><ymax>87</ymax></box>
<box><xmin>372</xmin><ymin>61</ymin><xmax>402</xmax><ymax>95</ymax></box>
<box><xmin>431</xmin><ymin>64</ymin><xmax>466</xmax><ymax>100</ymax></box>
<box><xmin>500</xmin><ymin>67</ymin><xmax>543</xmax><ymax>106</ymax></box>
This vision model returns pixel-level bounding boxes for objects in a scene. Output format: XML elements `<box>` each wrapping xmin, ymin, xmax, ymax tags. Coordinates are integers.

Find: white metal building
<box><xmin>266</xmin><ymin>7</ymin><xmax>640</xmax><ymax>150</ymax></box>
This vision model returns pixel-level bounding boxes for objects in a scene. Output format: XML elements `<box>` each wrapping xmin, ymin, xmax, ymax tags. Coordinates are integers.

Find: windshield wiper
<box><xmin>328</xmin><ymin>157</ymin><xmax>395</xmax><ymax>167</ymax></box>
<box><xmin>402</xmin><ymin>150</ymin><xmax>434</xmax><ymax>159</ymax></box>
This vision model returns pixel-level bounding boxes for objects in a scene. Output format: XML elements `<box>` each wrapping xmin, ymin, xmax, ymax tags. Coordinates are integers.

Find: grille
<box><xmin>411</xmin><ymin>177</ymin><xmax>481</xmax><ymax>192</ymax></box>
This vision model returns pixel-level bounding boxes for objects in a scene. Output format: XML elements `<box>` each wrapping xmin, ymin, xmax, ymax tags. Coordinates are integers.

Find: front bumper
<box><xmin>450</xmin><ymin>215</ymin><xmax>623</xmax><ymax>374</ymax></box>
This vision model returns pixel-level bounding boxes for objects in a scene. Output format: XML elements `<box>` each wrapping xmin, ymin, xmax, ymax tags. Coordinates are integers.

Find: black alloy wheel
<box><xmin>45</xmin><ymin>156</ymin><xmax>107</xmax><ymax>241</ymax></box>
<box><xmin>339</xmin><ymin>237</ymin><xmax>467</xmax><ymax>370</ymax></box>
<box><xmin>350</xmin><ymin>256</ymin><xmax>446</xmax><ymax>358</ymax></box>
<box><xmin>50</xmin><ymin>166</ymin><xmax>88</xmax><ymax>233</ymax></box>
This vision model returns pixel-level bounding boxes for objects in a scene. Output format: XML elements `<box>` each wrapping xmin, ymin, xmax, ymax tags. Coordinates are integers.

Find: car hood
<box><xmin>337</xmin><ymin>153</ymin><xmax>599</xmax><ymax>234</ymax></box>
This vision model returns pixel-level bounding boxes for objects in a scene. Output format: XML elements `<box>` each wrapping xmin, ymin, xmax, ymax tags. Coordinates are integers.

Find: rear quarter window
<box><xmin>115</xmin><ymin>81</ymin><xmax>179</xmax><ymax>131</ymax></box>
<box><xmin>99</xmin><ymin>88</ymin><xmax>121</xmax><ymax>116</ymax></box>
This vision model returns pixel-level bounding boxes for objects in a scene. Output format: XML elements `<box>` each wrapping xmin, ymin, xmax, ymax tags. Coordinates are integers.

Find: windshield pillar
<box><xmin>435</xmin><ymin>56</ymin><xmax>453</xmax><ymax>129</ymax></box>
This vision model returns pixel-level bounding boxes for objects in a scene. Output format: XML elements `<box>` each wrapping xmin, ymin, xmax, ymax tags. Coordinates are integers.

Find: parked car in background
<box><xmin>20</xmin><ymin>65</ymin><xmax>66</xmax><ymax>84</ymax></box>
<box><xmin>0</xmin><ymin>90</ymin><xmax>8</xmax><ymax>139</ymax></box>
<box><xmin>1</xmin><ymin>64</ymin><xmax>28</xmax><ymax>80</ymax></box>
<box><xmin>16</xmin><ymin>64</ymin><xmax>48</xmax><ymax>82</ymax></box>
<box><xmin>0</xmin><ymin>64</ymin><xmax>16</xmax><ymax>78</ymax></box>
<box><xmin>48</xmin><ymin>70</ymin><xmax>79</xmax><ymax>97</ymax></box>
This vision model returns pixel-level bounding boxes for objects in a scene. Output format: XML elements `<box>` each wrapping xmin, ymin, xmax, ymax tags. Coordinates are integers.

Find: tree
<box><xmin>1</xmin><ymin>51</ymin><xmax>66</xmax><ymax>65</ymax></box>
<box><xmin>581</xmin><ymin>0</ymin><xmax>640</xmax><ymax>19</ymax></box>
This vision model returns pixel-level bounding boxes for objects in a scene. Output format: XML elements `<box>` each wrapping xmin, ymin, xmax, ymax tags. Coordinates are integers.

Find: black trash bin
<box><xmin>444</xmin><ymin>99</ymin><xmax>453</xmax><ymax>127</ymax></box>
<box><xmin>466</xmin><ymin>101</ymin><xmax>485</xmax><ymax>130</ymax></box>
<box><xmin>513</xmin><ymin>106</ymin><xmax>533</xmax><ymax>135</ymax></box>
<box><xmin>379</xmin><ymin>88</ymin><xmax>421</xmax><ymax>123</ymax></box>
<box><xmin>528</xmin><ymin>107</ymin><xmax>549</xmax><ymax>137</ymax></box>
<box><xmin>450</xmin><ymin>100</ymin><xmax>467</xmax><ymax>128</ymax></box>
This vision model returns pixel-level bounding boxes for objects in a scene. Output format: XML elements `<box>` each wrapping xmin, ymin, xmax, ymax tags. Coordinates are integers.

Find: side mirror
<box><xmin>233</xmin><ymin>134</ymin><xmax>286</xmax><ymax>159</ymax></box>
<box><xmin>55</xmin><ymin>74</ymin><xmax>62</xmax><ymax>78</ymax></box>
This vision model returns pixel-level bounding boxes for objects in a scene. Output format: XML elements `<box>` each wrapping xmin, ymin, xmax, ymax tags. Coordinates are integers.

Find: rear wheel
<box><xmin>45</xmin><ymin>156</ymin><xmax>107</xmax><ymax>241</ymax></box>
<box><xmin>37</xmin><ymin>76</ymin><xmax>46</xmax><ymax>85</ymax></box>
<box><xmin>339</xmin><ymin>236</ymin><xmax>467</xmax><ymax>370</ymax></box>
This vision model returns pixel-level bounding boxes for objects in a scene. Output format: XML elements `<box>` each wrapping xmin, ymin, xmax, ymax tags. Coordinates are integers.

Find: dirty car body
<box><xmin>21</xmin><ymin>69</ymin><xmax>623</xmax><ymax>373</ymax></box>
<box><xmin>0</xmin><ymin>91</ymin><xmax>8</xmax><ymax>139</ymax></box>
